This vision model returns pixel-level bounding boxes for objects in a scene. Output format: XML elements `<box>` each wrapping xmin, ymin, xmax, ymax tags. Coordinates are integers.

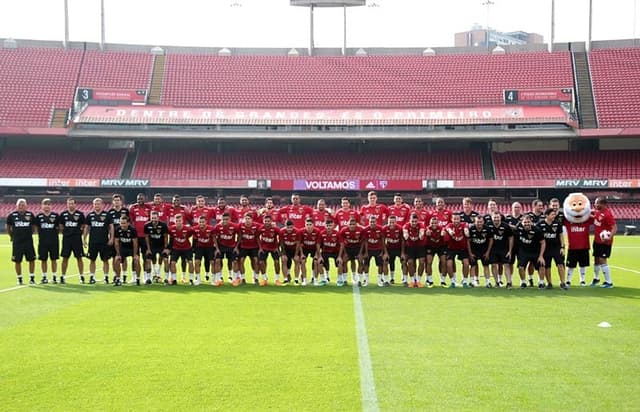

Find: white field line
<box><xmin>610</xmin><ymin>265</ymin><xmax>640</xmax><ymax>275</ymax></box>
<box><xmin>352</xmin><ymin>284</ymin><xmax>380</xmax><ymax>412</ymax></box>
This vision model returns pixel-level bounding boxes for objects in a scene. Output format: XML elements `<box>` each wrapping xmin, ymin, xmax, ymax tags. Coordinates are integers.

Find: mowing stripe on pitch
<box><xmin>352</xmin><ymin>285</ymin><xmax>379</xmax><ymax>412</ymax></box>
<box><xmin>610</xmin><ymin>265</ymin><xmax>640</xmax><ymax>275</ymax></box>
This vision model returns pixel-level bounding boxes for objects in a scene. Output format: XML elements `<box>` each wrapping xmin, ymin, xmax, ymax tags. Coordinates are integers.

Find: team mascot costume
<box><xmin>563</xmin><ymin>193</ymin><xmax>592</xmax><ymax>285</ymax></box>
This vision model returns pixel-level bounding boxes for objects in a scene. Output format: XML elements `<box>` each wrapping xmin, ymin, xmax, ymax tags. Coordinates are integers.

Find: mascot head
<box><xmin>563</xmin><ymin>193</ymin><xmax>591</xmax><ymax>224</ymax></box>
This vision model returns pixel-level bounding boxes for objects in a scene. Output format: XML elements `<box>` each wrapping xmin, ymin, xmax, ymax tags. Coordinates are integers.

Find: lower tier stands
<box><xmin>492</xmin><ymin>150</ymin><xmax>640</xmax><ymax>180</ymax></box>
<box><xmin>132</xmin><ymin>150</ymin><xmax>483</xmax><ymax>180</ymax></box>
<box><xmin>0</xmin><ymin>148</ymin><xmax>126</xmax><ymax>178</ymax></box>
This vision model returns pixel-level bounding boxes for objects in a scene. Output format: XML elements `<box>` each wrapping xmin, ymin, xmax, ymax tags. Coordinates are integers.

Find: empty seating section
<box><xmin>78</xmin><ymin>50</ymin><xmax>153</xmax><ymax>89</ymax></box>
<box><xmin>589</xmin><ymin>48</ymin><xmax>640</xmax><ymax>128</ymax></box>
<box><xmin>0</xmin><ymin>48</ymin><xmax>82</xmax><ymax>127</ymax></box>
<box><xmin>492</xmin><ymin>151</ymin><xmax>640</xmax><ymax>180</ymax></box>
<box><xmin>0</xmin><ymin>148</ymin><xmax>126</xmax><ymax>178</ymax></box>
<box><xmin>160</xmin><ymin>52</ymin><xmax>573</xmax><ymax>108</ymax></box>
<box><xmin>132</xmin><ymin>151</ymin><xmax>483</xmax><ymax>180</ymax></box>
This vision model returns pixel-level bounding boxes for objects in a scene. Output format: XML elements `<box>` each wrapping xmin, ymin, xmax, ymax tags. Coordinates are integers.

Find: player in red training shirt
<box><xmin>443</xmin><ymin>212</ymin><xmax>470</xmax><ymax>288</ymax></box>
<box><xmin>334</xmin><ymin>197</ymin><xmax>360</xmax><ymax>229</ymax></box>
<box><xmin>236</xmin><ymin>195</ymin><xmax>258</xmax><ymax>223</ymax></box>
<box><xmin>382</xmin><ymin>215</ymin><xmax>404</xmax><ymax>285</ymax></box>
<box><xmin>150</xmin><ymin>193</ymin><xmax>170</xmax><ymax>223</ymax></box>
<box><xmin>256</xmin><ymin>197</ymin><xmax>280</xmax><ymax>225</ymax></box>
<box><xmin>388</xmin><ymin>193</ymin><xmax>411</xmax><ymax>226</ymax></box>
<box><xmin>257</xmin><ymin>215</ymin><xmax>282</xmax><ymax>286</ymax></box>
<box><xmin>338</xmin><ymin>217</ymin><xmax>364</xmax><ymax>286</ymax></box>
<box><xmin>361</xmin><ymin>215</ymin><xmax>388</xmax><ymax>287</ymax></box>
<box><xmin>234</xmin><ymin>213</ymin><xmax>262</xmax><ymax>286</ymax></box>
<box><xmin>279</xmin><ymin>220</ymin><xmax>301</xmax><ymax>284</ymax></box>
<box><xmin>592</xmin><ymin>197</ymin><xmax>617</xmax><ymax>288</ymax></box>
<box><xmin>312</xmin><ymin>199</ymin><xmax>332</xmax><ymax>232</ymax></box>
<box><xmin>299</xmin><ymin>218</ymin><xmax>322</xmax><ymax>286</ymax></box>
<box><xmin>279</xmin><ymin>193</ymin><xmax>314</xmax><ymax>229</ymax></box>
<box><xmin>403</xmin><ymin>213</ymin><xmax>426</xmax><ymax>287</ymax></box>
<box><xmin>129</xmin><ymin>193</ymin><xmax>151</xmax><ymax>280</ymax></box>
<box><xmin>318</xmin><ymin>218</ymin><xmax>341</xmax><ymax>285</ymax></box>
<box><xmin>360</xmin><ymin>191</ymin><xmax>389</xmax><ymax>226</ymax></box>
<box><xmin>212</xmin><ymin>212</ymin><xmax>239</xmax><ymax>286</ymax></box>
<box><xmin>167</xmin><ymin>214</ymin><xmax>193</xmax><ymax>285</ymax></box>
<box><xmin>433</xmin><ymin>197</ymin><xmax>453</xmax><ymax>285</ymax></box>
<box><xmin>213</xmin><ymin>197</ymin><xmax>239</xmax><ymax>225</ymax></box>
<box><xmin>192</xmin><ymin>215</ymin><xmax>215</xmax><ymax>286</ymax></box>
<box><xmin>424</xmin><ymin>216</ymin><xmax>446</xmax><ymax>288</ymax></box>
<box><xmin>190</xmin><ymin>195</ymin><xmax>215</xmax><ymax>280</ymax></box>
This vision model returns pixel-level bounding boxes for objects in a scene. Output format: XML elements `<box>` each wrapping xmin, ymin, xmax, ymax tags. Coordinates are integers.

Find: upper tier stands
<box><xmin>78</xmin><ymin>50</ymin><xmax>153</xmax><ymax>90</ymax></box>
<box><xmin>589</xmin><ymin>47</ymin><xmax>640</xmax><ymax>128</ymax></box>
<box><xmin>160</xmin><ymin>52</ymin><xmax>574</xmax><ymax>108</ymax></box>
<box><xmin>0</xmin><ymin>148</ymin><xmax>126</xmax><ymax>178</ymax></box>
<box><xmin>492</xmin><ymin>150</ymin><xmax>640</xmax><ymax>180</ymax></box>
<box><xmin>131</xmin><ymin>150</ymin><xmax>483</xmax><ymax>180</ymax></box>
<box><xmin>0</xmin><ymin>48</ymin><xmax>82</xmax><ymax>127</ymax></box>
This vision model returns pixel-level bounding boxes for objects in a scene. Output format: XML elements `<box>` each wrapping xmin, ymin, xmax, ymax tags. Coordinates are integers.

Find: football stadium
<box><xmin>1</xmin><ymin>1</ymin><xmax>640</xmax><ymax>410</ymax></box>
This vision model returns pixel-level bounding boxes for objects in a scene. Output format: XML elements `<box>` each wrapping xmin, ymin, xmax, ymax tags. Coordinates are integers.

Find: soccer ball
<box><xmin>600</xmin><ymin>230</ymin><xmax>612</xmax><ymax>241</ymax></box>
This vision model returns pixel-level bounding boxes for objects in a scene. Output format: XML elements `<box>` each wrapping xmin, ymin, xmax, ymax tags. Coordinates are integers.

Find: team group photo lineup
<box><xmin>6</xmin><ymin>190</ymin><xmax>617</xmax><ymax>291</ymax></box>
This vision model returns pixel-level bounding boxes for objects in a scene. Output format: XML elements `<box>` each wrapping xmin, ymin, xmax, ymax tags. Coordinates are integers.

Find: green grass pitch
<box><xmin>1</xmin><ymin>236</ymin><xmax>639</xmax><ymax>411</ymax></box>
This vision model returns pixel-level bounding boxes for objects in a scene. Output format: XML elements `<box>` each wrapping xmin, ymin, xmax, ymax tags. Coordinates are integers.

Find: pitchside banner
<box><xmin>275</xmin><ymin>180</ymin><xmax>422</xmax><ymax>191</ymax></box>
<box><xmin>555</xmin><ymin>179</ymin><xmax>609</xmax><ymax>188</ymax></box>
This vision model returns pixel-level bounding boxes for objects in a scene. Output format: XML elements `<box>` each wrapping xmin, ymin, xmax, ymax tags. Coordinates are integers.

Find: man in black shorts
<box><xmin>113</xmin><ymin>215</ymin><xmax>140</xmax><ymax>286</ymax></box>
<box><xmin>537</xmin><ymin>208</ymin><xmax>567</xmax><ymax>290</ymax></box>
<box><xmin>108</xmin><ymin>194</ymin><xmax>130</xmax><ymax>278</ymax></box>
<box><xmin>382</xmin><ymin>215</ymin><xmax>404</xmax><ymax>287</ymax></box>
<box><xmin>514</xmin><ymin>215</ymin><xmax>545</xmax><ymax>289</ymax></box>
<box><xmin>144</xmin><ymin>211</ymin><xmax>169</xmax><ymax>285</ymax></box>
<box><xmin>489</xmin><ymin>212</ymin><xmax>514</xmax><ymax>288</ymax></box>
<box><xmin>35</xmin><ymin>198</ymin><xmax>60</xmax><ymax>284</ymax></box>
<box><xmin>6</xmin><ymin>199</ymin><xmax>37</xmax><ymax>285</ymax></box>
<box><xmin>467</xmin><ymin>215</ymin><xmax>494</xmax><ymax>288</ymax></box>
<box><xmin>83</xmin><ymin>198</ymin><xmax>114</xmax><ymax>284</ymax></box>
<box><xmin>59</xmin><ymin>197</ymin><xmax>85</xmax><ymax>284</ymax></box>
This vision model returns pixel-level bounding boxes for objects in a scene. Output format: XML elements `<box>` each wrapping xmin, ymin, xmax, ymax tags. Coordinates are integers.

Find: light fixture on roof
<box><xmin>422</xmin><ymin>48</ymin><xmax>436</xmax><ymax>56</ymax></box>
<box><xmin>3</xmin><ymin>38</ymin><xmax>17</xmax><ymax>49</ymax></box>
<box><xmin>218</xmin><ymin>47</ymin><xmax>232</xmax><ymax>56</ymax></box>
<box><xmin>355</xmin><ymin>48</ymin><xmax>367</xmax><ymax>56</ymax></box>
<box><xmin>150</xmin><ymin>46</ymin><xmax>164</xmax><ymax>55</ymax></box>
<box><xmin>492</xmin><ymin>45</ymin><xmax>506</xmax><ymax>54</ymax></box>
<box><xmin>288</xmin><ymin>48</ymin><xmax>300</xmax><ymax>56</ymax></box>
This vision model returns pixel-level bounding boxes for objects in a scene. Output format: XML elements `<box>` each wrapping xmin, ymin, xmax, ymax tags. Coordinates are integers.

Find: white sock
<box><xmin>602</xmin><ymin>264</ymin><xmax>611</xmax><ymax>283</ymax></box>
<box><xmin>579</xmin><ymin>267</ymin><xmax>586</xmax><ymax>282</ymax></box>
<box><xmin>594</xmin><ymin>265</ymin><xmax>601</xmax><ymax>280</ymax></box>
<box><xmin>170</xmin><ymin>273</ymin><xmax>176</xmax><ymax>281</ymax></box>
<box><xmin>89</xmin><ymin>273</ymin><xmax>95</xmax><ymax>278</ymax></box>
<box><xmin>451</xmin><ymin>274</ymin><xmax>457</xmax><ymax>284</ymax></box>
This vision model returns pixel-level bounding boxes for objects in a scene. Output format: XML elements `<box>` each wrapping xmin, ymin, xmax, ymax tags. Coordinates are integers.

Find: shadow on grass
<box><xmin>25</xmin><ymin>281</ymin><xmax>640</xmax><ymax>300</ymax></box>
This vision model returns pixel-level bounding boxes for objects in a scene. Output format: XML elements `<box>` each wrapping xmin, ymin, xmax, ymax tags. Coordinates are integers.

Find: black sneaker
<box><xmin>52</xmin><ymin>276</ymin><xmax>58</xmax><ymax>284</ymax></box>
<box><xmin>41</xmin><ymin>277</ymin><xmax>48</xmax><ymax>284</ymax></box>
<box><xmin>228</xmin><ymin>276</ymin><xmax>233</xmax><ymax>282</ymax></box>
<box><xmin>498</xmin><ymin>281</ymin><xmax>504</xmax><ymax>288</ymax></box>
<box><xmin>440</xmin><ymin>281</ymin><xmax>447</xmax><ymax>287</ymax></box>
<box><xmin>538</xmin><ymin>283</ymin><xmax>545</xmax><ymax>289</ymax></box>
<box><xmin>546</xmin><ymin>283</ymin><xmax>553</xmax><ymax>289</ymax></box>
<box><xmin>163</xmin><ymin>279</ymin><xmax>169</xmax><ymax>286</ymax></box>
<box><xmin>145</xmin><ymin>279</ymin><xmax>152</xmax><ymax>285</ymax></box>
<box><xmin>427</xmin><ymin>281</ymin><xmax>434</xmax><ymax>288</ymax></box>
<box><xmin>189</xmin><ymin>279</ymin><xmax>194</xmax><ymax>285</ymax></box>
<box><xmin>327</xmin><ymin>276</ymin><xmax>331</xmax><ymax>283</ymax></box>
<box><xmin>60</xmin><ymin>276</ymin><xmax>66</xmax><ymax>285</ymax></box>
<box><xmin>80</xmin><ymin>275</ymin><xmax>86</xmax><ymax>284</ymax></box>
<box><xmin>590</xmin><ymin>279</ymin><xmax>601</xmax><ymax>287</ymax></box>
<box><xmin>560</xmin><ymin>283</ymin><xmax>568</xmax><ymax>290</ymax></box>
<box><xmin>357</xmin><ymin>280</ymin><xmax>362</xmax><ymax>287</ymax></box>
<box><xmin>566</xmin><ymin>281</ymin><xmax>571</xmax><ymax>286</ymax></box>
<box><xmin>294</xmin><ymin>278</ymin><xmax>299</xmax><ymax>285</ymax></box>
<box><xmin>506</xmin><ymin>282</ymin><xmax>513</xmax><ymax>289</ymax></box>
<box><xmin>104</xmin><ymin>276</ymin><xmax>109</xmax><ymax>284</ymax></box>
<box><xmin>486</xmin><ymin>283</ymin><xmax>493</xmax><ymax>288</ymax></box>
<box><xmin>89</xmin><ymin>277</ymin><xmax>96</xmax><ymax>285</ymax></box>
<box><xmin>389</xmin><ymin>278</ymin><xmax>395</xmax><ymax>285</ymax></box>
<box><xmin>286</xmin><ymin>275</ymin><xmax>292</xmax><ymax>283</ymax></box>
<box><xmin>136</xmin><ymin>278</ymin><xmax>141</xmax><ymax>286</ymax></box>
<box><xmin>528</xmin><ymin>279</ymin><xmax>534</xmax><ymax>287</ymax></box>
<box><xmin>520</xmin><ymin>282</ymin><xmax>527</xmax><ymax>289</ymax></box>
<box><xmin>384</xmin><ymin>281</ymin><xmax>390</xmax><ymax>287</ymax></box>
<box><xmin>205</xmin><ymin>275</ymin><xmax>210</xmax><ymax>281</ymax></box>
<box><xmin>113</xmin><ymin>278</ymin><xmax>121</xmax><ymax>286</ymax></box>
<box><xmin>123</xmin><ymin>275</ymin><xmax>127</xmax><ymax>284</ymax></box>
<box><xmin>283</xmin><ymin>277</ymin><xmax>290</xmax><ymax>284</ymax></box>
<box><xmin>18</xmin><ymin>277</ymin><xmax>24</xmax><ymax>285</ymax></box>
<box><xmin>254</xmin><ymin>278</ymin><xmax>259</xmax><ymax>286</ymax></box>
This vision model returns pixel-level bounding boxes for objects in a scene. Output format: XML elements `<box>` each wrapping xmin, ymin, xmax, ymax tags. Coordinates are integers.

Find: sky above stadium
<box><xmin>0</xmin><ymin>0</ymin><xmax>638</xmax><ymax>48</ymax></box>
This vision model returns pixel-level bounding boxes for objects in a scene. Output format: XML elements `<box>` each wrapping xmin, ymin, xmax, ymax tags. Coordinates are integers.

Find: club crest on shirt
<box><xmin>49</xmin><ymin>216</ymin><xmax>56</xmax><ymax>223</ymax></box>
<box><xmin>24</xmin><ymin>215</ymin><xmax>31</xmax><ymax>221</ymax></box>
<box><xmin>99</xmin><ymin>215</ymin><xmax>105</xmax><ymax>222</ymax></box>
<box><xmin>73</xmin><ymin>214</ymin><xmax>79</xmax><ymax>221</ymax></box>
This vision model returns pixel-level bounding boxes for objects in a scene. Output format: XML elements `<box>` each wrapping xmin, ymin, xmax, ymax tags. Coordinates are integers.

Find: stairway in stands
<box><xmin>50</xmin><ymin>108</ymin><xmax>69</xmax><ymax>128</ymax></box>
<box><xmin>147</xmin><ymin>54</ymin><xmax>165</xmax><ymax>104</ymax></box>
<box><xmin>571</xmin><ymin>51</ymin><xmax>598</xmax><ymax>128</ymax></box>
<box><xmin>119</xmin><ymin>147</ymin><xmax>139</xmax><ymax>179</ymax></box>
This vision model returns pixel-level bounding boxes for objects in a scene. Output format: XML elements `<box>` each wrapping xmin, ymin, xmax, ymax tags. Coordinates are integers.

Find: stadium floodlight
<box><xmin>482</xmin><ymin>0</ymin><xmax>494</xmax><ymax>49</ymax></box>
<box><xmin>291</xmin><ymin>1</ymin><xmax>366</xmax><ymax>56</ymax></box>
